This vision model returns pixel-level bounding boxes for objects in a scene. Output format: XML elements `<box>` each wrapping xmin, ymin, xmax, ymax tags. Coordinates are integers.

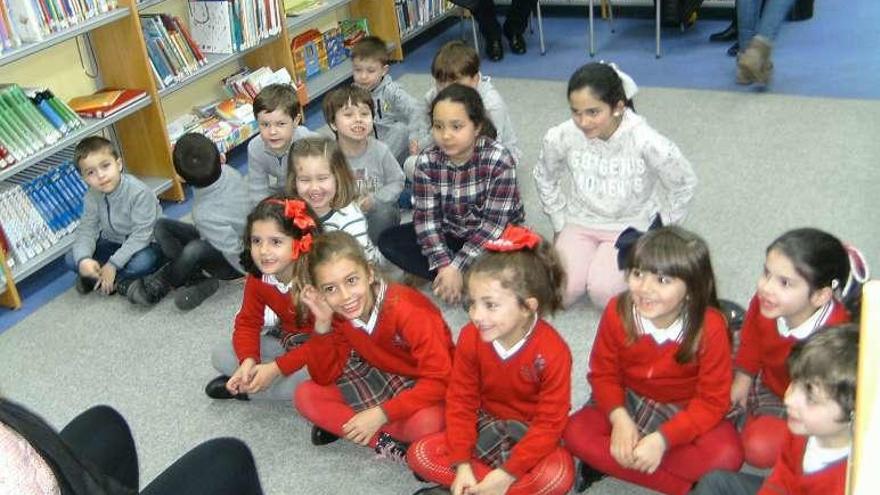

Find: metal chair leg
<box><xmin>607</xmin><ymin>0</ymin><xmax>615</xmax><ymax>33</ymax></box>
<box><xmin>588</xmin><ymin>0</ymin><xmax>595</xmax><ymax>57</ymax></box>
<box><xmin>655</xmin><ymin>0</ymin><xmax>661</xmax><ymax>58</ymax></box>
<box><xmin>471</xmin><ymin>14</ymin><xmax>480</xmax><ymax>54</ymax></box>
<box><xmin>537</xmin><ymin>1</ymin><xmax>545</xmax><ymax>55</ymax></box>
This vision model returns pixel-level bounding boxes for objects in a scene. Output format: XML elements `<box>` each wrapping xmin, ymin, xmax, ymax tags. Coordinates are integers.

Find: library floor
<box><xmin>2</xmin><ymin>2</ymin><xmax>879</xmax><ymax>494</ymax></box>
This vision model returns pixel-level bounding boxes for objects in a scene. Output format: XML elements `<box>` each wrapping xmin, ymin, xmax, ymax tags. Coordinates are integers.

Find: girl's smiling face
<box><xmin>467</xmin><ymin>272</ymin><xmax>536</xmax><ymax>349</ymax></box>
<box><xmin>250</xmin><ymin>219</ymin><xmax>294</xmax><ymax>282</ymax></box>
<box><xmin>568</xmin><ymin>86</ymin><xmax>624</xmax><ymax>141</ymax></box>
<box><xmin>313</xmin><ymin>256</ymin><xmax>375</xmax><ymax>321</ymax></box>
<box><xmin>294</xmin><ymin>155</ymin><xmax>336</xmax><ymax>216</ymax></box>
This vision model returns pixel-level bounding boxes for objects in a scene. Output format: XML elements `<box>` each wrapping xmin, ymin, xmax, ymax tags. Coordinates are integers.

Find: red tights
<box><xmin>293</xmin><ymin>380</ymin><xmax>444</xmax><ymax>448</ymax></box>
<box><xmin>741</xmin><ymin>415</ymin><xmax>787</xmax><ymax>468</ymax></box>
<box><xmin>563</xmin><ymin>406</ymin><xmax>744</xmax><ymax>495</ymax></box>
<box><xmin>407</xmin><ymin>432</ymin><xmax>574</xmax><ymax>495</ymax></box>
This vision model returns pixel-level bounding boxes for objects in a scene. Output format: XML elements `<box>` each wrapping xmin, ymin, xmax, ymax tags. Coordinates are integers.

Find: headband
<box><xmin>485</xmin><ymin>225</ymin><xmax>541</xmax><ymax>252</ymax></box>
<box><xmin>266</xmin><ymin>198</ymin><xmax>317</xmax><ymax>260</ymax></box>
<box><xmin>602</xmin><ymin>60</ymin><xmax>639</xmax><ymax>100</ymax></box>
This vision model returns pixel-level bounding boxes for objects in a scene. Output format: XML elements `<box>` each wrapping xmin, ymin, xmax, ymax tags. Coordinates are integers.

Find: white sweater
<box><xmin>533</xmin><ymin>109</ymin><xmax>697</xmax><ymax>232</ymax></box>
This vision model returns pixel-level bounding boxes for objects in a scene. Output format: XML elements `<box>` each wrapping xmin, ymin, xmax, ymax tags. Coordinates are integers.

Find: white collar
<box><xmin>492</xmin><ymin>314</ymin><xmax>538</xmax><ymax>360</ymax></box>
<box><xmin>351</xmin><ymin>280</ymin><xmax>387</xmax><ymax>335</ymax></box>
<box><xmin>263</xmin><ymin>273</ymin><xmax>293</xmax><ymax>293</ymax></box>
<box><xmin>802</xmin><ymin>435</ymin><xmax>850</xmax><ymax>473</ymax></box>
<box><xmin>634</xmin><ymin>307</ymin><xmax>684</xmax><ymax>345</ymax></box>
<box><xmin>777</xmin><ymin>302</ymin><xmax>833</xmax><ymax>339</ymax></box>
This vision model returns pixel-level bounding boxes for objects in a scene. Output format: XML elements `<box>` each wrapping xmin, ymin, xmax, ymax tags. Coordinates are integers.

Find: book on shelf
<box><xmin>0</xmin><ymin>0</ymin><xmax>119</xmax><ymax>52</ymax></box>
<box><xmin>0</xmin><ymin>84</ymin><xmax>84</xmax><ymax>166</ymax></box>
<box><xmin>67</xmin><ymin>88</ymin><xmax>149</xmax><ymax>118</ymax></box>
<box><xmin>187</xmin><ymin>0</ymin><xmax>281</xmax><ymax>56</ymax></box>
<box><xmin>339</xmin><ymin>17</ymin><xmax>368</xmax><ymax>54</ymax></box>
<box><xmin>141</xmin><ymin>13</ymin><xmax>206</xmax><ymax>88</ymax></box>
<box><xmin>396</xmin><ymin>0</ymin><xmax>450</xmax><ymax>35</ymax></box>
<box><xmin>283</xmin><ymin>0</ymin><xmax>320</xmax><ymax>16</ymax></box>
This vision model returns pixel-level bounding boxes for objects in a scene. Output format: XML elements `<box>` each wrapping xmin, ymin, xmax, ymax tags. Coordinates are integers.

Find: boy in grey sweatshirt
<box><xmin>66</xmin><ymin>136</ymin><xmax>163</xmax><ymax>298</ymax></box>
<box><xmin>129</xmin><ymin>133</ymin><xmax>249</xmax><ymax>310</ymax></box>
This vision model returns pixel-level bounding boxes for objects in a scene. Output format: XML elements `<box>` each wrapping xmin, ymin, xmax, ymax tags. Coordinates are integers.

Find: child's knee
<box><xmin>742</xmin><ymin>418</ymin><xmax>785</xmax><ymax>468</ymax></box>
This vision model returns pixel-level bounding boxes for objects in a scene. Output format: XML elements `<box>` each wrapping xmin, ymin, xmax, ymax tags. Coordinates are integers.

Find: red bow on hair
<box><xmin>267</xmin><ymin>198</ymin><xmax>317</xmax><ymax>260</ymax></box>
<box><xmin>484</xmin><ymin>225</ymin><xmax>541</xmax><ymax>252</ymax></box>
<box><xmin>292</xmin><ymin>233</ymin><xmax>313</xmax><ymax>261</ymax></box>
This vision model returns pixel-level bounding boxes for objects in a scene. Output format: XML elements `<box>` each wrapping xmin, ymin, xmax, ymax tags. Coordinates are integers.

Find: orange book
<box><xmin>68</xmin><ymin>89</ymin><xmax>148</xmax><ymax>118</ymax></box>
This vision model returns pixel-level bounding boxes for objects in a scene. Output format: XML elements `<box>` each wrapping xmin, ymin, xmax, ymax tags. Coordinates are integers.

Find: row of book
<box><xmin>188</xmin><ymin>0</ymin><xmax>282</xmax><ymax>55</ymax></box>
<box><xmin>0</xmin><ymin>84</ymin><xmax>85</xmax><ymax>170</ymax></box>
<box><xmin>395</xmin><ymin>0</ymin><xmax>451</xmax><ymax>37</ymax></box>
<box><xmin>0</xmin><ymin>0</ymin><xmax>118</xmax><ymax>52</ymax></box>
<box><xmin>142</xmin><ymin>13</ymin><xmax>208</xmax><ymax>90</ymax></box>
<box><xmin>0</xmin><ymin>152</ymin><xmax>87</xmax><ymax>269</ymax></box>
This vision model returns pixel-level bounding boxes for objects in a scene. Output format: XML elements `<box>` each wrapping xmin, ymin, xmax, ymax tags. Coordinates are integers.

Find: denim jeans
<box><xmin>738</xmin><ymin>0</ymin><xmax>798</xmax><ymax>47</ymax></box>
<box><xmin>65</xmin><ymin>238</ymin><xmax>163</xmax><ymax>280</ymax></box>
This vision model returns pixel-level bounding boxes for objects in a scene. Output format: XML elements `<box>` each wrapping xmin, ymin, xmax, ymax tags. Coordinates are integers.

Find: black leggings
<box><xmin>378</xmin><ymin>223</ymin><xmax>466</xmax><ymax>280</ymax></box>
<box><xmin>154</xmin><ymin>219</ymin><xmax>241</xmax><ymax>287</ymax></box>
<box><xmin>60</xmin><ymin>405</ymin><xmax>263</xmax><ymax>495</ymax></box>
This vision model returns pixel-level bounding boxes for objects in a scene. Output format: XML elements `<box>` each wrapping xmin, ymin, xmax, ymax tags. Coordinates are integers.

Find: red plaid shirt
<box><xmin>413</xmin><ymin>136</ymin><xmax>525</xmax><ymax>271</ymax></box>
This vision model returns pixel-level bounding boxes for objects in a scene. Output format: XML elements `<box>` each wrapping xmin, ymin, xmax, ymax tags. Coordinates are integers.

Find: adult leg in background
<box><xmin>59</xmin><ymin>405</ymin><xmax>139</xmax><ymax>491</ymax></box>
<box><xmin>140</xmin><ymin>437</ymin><xmax>263</xmax><ymax>495</ymax></box>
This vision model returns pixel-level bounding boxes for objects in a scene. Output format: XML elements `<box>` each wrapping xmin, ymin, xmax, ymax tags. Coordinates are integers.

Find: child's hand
<box><xmin>451</xmin><ymin>463</ymin><xmax>478</xmax><ymax>495</ymax></box>
<box><xmin>730</xmin><ymin>372</ymin><xmax>753</xmax><ymax>410</ymax></box>
<box><xmin>409</xmin><ymin>139</ymin><xmax>420</xmax><ymax>156</ymax></box>
<box><xmin>433</xmin><ymin>265</ymin><xmax>463</xmax><ymax>305</ymax></box>
<box><xmin>244</xmin><ymin>361</ymin><xmax>281</xmax><ymax>394</ymax></box>
<box><xmin>95</xmin><ymin>264</ymin><xmax>117</xmax><ymax>295</ymax></box>
<box><xmin>631</xmin><ymin>432</ymin><xmax>666</xmax><ymax>474</ymax></box>
<box><xmin>609</xmin><ymin>408</ymin><xmax>639</xmax><ymax>469</ymax></box>
<box><xmin>358</xmin><ymin>194</ymin><xmax>375</xmax><ymax>212</ymax></box>
<box><xmin>342</xmin><ymin>406</ymin><xmax>387</xmax><ymax>445</ymax></box>
<box><xmin>470</xmin><ymin>468</ymin><xmax>515</xmax><ymax>495</ymax></box>
<box><xmin>300</xmin><ymin>285</ymin><xmax>333</xmax><ymax>333</ymax></box>
<box><xmin>227</xmin><ymin>358</ymin><xmax>257</xmax><ymax>394</ymax></box>
<box><xmin>78</xmin><ymin>258</ymin><xmax>101</xmax><ymax>278</ymax></box>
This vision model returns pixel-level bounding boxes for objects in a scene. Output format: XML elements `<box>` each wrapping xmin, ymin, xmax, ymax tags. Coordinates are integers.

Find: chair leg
<box><xmin>471</xmin><ymin>14</ymin><xmax>480</xmax><ymax>54</ymax></box>
<box><xmin>588</xmin><ymin>0</ymin><xmax>595</xmax><ymax>57</ymax></box>
<box><xmin>536</xmin><ymin>1</ymin><xmax>545</xmax><ymax>55</ymax></box>
<box><xmin>606</xmin><ymin>0</ymin><xmax>615</xmax><ymax>33</ymax></box>
<box><xmin>655</xmin><ymin>0</ymin><xmax>661</xmax><ymax>58</ymax></box>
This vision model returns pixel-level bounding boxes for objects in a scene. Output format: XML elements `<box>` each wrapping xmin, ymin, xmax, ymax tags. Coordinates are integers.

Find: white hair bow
<box><xmin>601</xmin><ymin>60</ymin><xmax>639</xmax><ymax>100</ymax></box>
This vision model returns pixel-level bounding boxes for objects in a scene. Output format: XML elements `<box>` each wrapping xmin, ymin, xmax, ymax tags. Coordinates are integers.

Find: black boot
<box><xmin>485</xmin><ymin>38</ymin><xmax>504</xmax><ymax>61</ymax></box>
<box><xmin>709</xmin><ymin>21</ymin><xmax>737</xmax><ymax>42</ymax></box>
<box><xmin>128</xmin><ymin>264</ymin><xmax>173</xmax><ymax>306</ymax></box>
<box><xmin>310</xmin><ymin>425</ymin><xmax>340</xmax><ymax>446</ymax></box>
<box><xmin>574</xmin><ymin>460</ymin><xmax>606</xmax><ymax>493</ymax></box>
<box><xmin>174</xmin><ymin>277</ymin><xmax>219</xmax><ymax>310</ymax></box>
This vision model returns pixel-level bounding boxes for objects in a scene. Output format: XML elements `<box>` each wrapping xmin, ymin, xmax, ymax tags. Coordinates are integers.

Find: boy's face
<box><xmin>257</xmin><ymin>108</ymin><xmax>299</xmax><ymax>154</ymax></box>
<box><xmin>436</xmin><ymin>74</ymin><xmax>480</xmax><ymax>92</ymax></box>
<box><xmin>332</xmin><ymin>102</ymin><xmax>373</xmax><ymax>142</ymax></box>
<box><xmin>352</xmin><ymin>58</ymin><xmax>388</xmax><ymax>91</ymax></box>
<box><xmin>79</xmin><ymin>149</ymin><xmax>123</xmax><ymax>194</ymax></box>
<box><xmin>784</xmin><ymin>381</ymin><xmax>851</xmax><ymax>447</ymax></box>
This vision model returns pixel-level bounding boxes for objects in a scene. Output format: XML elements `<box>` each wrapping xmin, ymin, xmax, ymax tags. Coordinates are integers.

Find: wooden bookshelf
<box><xmin>350</xmin><ymin>0</ymin><xmax>454</xmax><ymax>61</ymax></box>
<box><xmin>0</xmin><ymin>249</ymin><xmax>21</xmax><ymax>310</ymax></box>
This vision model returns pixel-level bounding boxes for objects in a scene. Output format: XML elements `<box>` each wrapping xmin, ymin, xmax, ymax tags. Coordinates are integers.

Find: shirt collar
<box><xmin>262</xmin><ymin>273</ymin><xmax>293</xmax><ymax>293</ymax></box>
<box><xmin>777</xmin><ymin>302</ymin><xmax>833</xmax><ymax>339</ymax></box>
<box><xmin>634</xmin><ymin>306</ymin><xmax>684</xmax><ymax>345</ymax></box>
<box><xmin>492</xmin><ymin>314</ymin><xmax>538</xmax><ymax>360</ymax></box>
<box><xmin>803</xmin><ymin>435</ymin><xmax>850</xmax><ymax>474</ymax></box>
<box><xmin>351</xmin><ymin>280</ymin><xmax>387</xmax><ymax>335</ymax></box>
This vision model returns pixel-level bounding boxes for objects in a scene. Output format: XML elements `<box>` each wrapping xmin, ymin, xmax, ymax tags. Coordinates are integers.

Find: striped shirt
<box><xmin>413</xmin><ymin>136</ymin><xmax>524</xmax><ymax>271</ymax></box>
<box><xmin>320</xmin><ymin>203</ymin><xmax>383</xmax><ymax>265</ymax></box>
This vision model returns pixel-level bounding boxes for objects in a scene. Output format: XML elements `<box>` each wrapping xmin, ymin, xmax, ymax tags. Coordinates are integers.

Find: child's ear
<box><xmin>809</xmin><ymin>286</ymin><xmax>834</xmax><ymax>308</ymax></box>
<box><xmin>219</xmin><ymin>153</ymin><xmax>227</xmax><ymax>165</ymax></box>
<box><xmin>524</xmin><ymin>297</ymin><xmax>539</xmax><ymax>314</ymax></box>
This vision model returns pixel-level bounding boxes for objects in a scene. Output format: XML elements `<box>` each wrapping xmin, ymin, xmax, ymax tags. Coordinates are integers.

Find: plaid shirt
<box><xmin>413</xmin><ymin>136</ymin><xmax>524</xmax><ymax>271</ymax></box>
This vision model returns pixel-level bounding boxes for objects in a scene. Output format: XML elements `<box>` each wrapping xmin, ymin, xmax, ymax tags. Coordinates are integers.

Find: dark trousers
<box><xmin>378</xmin><ymin>223</ymin><xmax>465</xmax><ymax>280</ymax></box>
<box><xmin>690</xmin><ymin>470</ymin><xmax>764</xmax><ymax>495</ymax></box>
<box><xmin>154</xmin><ymin>218</ymin><xmax>241</xmax><ymax>288</ymax></box>
<box><xmin>473</xmin><ymin>0</ymin><xmax>537</xmax><ymax>40</ymax></box>
<box><xmin>60</xmin><ymin>405</ymin><xmax>264</xmax><ymax>495</ymax></box>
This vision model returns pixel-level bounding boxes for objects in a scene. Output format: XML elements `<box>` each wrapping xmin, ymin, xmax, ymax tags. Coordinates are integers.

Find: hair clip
<box><xmin>292</xmin><ymin>233</ymin><xmax>313</xmax><ymax>261</ymax></box>
<box><xmin>485</xmin><ymin>225</ymin><xmax>541</xmax><ymax>252</ymax></box>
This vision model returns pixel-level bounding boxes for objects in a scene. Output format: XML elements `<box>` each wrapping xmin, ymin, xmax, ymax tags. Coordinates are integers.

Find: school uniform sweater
<box><xmin>344</xmin><ymin>138</ymin><xmax>405</xmax><ymax>204</ymax></box>
<box><xmin>759</xmin><ymin>431</ymin><xmax>848</xmax><ymax>495</ymax></box>
<box><xmin>446</xmin><ymin>320</ymin><xmax>572</xmax><ymax>479</ymax></box>
<box><xmin>410</xmin><ymin>76</ymin><xmax>521</xmax><ymax>162</ymax></box>
<box><xmin>589</xmin><ymin>297</ymin><xmax>732</xmax><ymax>448</ymax></box>
<box><xmin>533</xmin><ymin>109</ymin><xmax>697</xmax><ymax>233</ymax></box>
<box><xmin>307</xmin><ymin>283</ymin><xmax>455</xmax><ymax>422</ymax></box>
<box><xmin>735</xmin><ymin>296</ymin><xmax>849</xmax><ymax>398</ymax></box>
<box><xmin>232</xmin><ymin>274</ymin><xmax>312</xmax><ymax>375</ymax></box>
<box><xmin>71</xmin><ymin>173</ymin><xmax>162</xmax><ymax>269</ymax></box>
<box><xmin>369</xmin><ymin>74</ymin><xmax>418</xmax><ymax>162</ymax></box>
<box><xmin>246</xmin><ymin>125</ymin><xmax>319</xmax><ymax>206</ymax></box>
<box><xmin>319</xmin><ymin>203</ymin><xmax>382</xmax><ymax>265</ymax></box>
<box><xmin>191</xmin><ymin>165</ymin><xmax>249</xmax><ymax>273</ymax></box>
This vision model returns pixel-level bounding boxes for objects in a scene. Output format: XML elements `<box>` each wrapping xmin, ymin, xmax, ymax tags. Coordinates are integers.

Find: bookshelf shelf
<box><xmin>400</xmin><ymin>10</ymin><xmax>454</xmax><ymax>43</ymax></box>
<box><xmin>0</xmin><ymin>8</ymin><xmax>131</xmax><ymax>68</ymax></box>
<box><xmin>157</xmin><ymin>34</ymin><xmax>284</xmax><ymax>98</ymax></box>
<box><xmin>286</xmin><ymin>0</ymin><xmax>353</xmax><ymax>32</ymax></box>
<box><xmin>306</xmin><ymin>59</ymin><xmax>353</xmax><ymax>102</ymax></box>
<box><xmin>0</xmin><ymin>95</ymin><xmax>153</xmax><ymax>183</ymax></box>
<box><xmin>136</xmin><ymin>0</ymin><xmax>171</xmax><ymax>11</ymax></box>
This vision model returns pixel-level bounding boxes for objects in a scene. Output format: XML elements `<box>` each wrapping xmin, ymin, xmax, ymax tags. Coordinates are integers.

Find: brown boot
<box><xmin>737</xmin><ymin>36</ymin><xmax>773</xmax><ymax>85</ymax></box>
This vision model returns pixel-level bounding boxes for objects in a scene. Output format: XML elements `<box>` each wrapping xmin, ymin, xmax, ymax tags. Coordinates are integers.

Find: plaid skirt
<box><xmin>622</xmin><ymin>390</ymin><xmax>684</xmax><ymax>437</ymax></box>
<box><xmin>336</xmin><ymin>351</ymin><xmax>415</xmax><ymax>412</ymax></box>
<box><xmin>473</xmin><ymin>410</ymin><xmax>529</xmax><ymax>468</ymax></box>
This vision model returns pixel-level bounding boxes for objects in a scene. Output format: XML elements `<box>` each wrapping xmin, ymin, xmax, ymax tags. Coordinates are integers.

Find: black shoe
<box><xmin>310</xmin><ymin>425</ymin><xmax>340</xmax><ymax>446</ymax></box>
<box><xmin>174</xmin><ymin>278</ymin><xmax>219</xmax><ymax>310</ymax></box>
<box><xmin>486</xmin><ymin>38</ymin><xmax>503</xmax><ymax>61</ymax></box>
<box><xmin>115</xmin><ymin>278</ymin><xmax>136</xmax><ymax>298</ymax></box>
<box><xmin>128</xmin><ymin>265</ymin><xmax>173</xmax><ymax>306</ymax></box>
<box><xmin>75</xmin><ymin>275</ymin><xmax>97</xmax><ymax>295</ymax></box>
<box><xmin>204</xmin><ymin>375</ymin><xmax>249</xmax><ymax>400</ymax></box>
<box><xmin>727</xmin><ymin>42</ymin><xmax>740</xmax><ymax>57</ymax></box>
<box><xmin>412</xmin><ymin>486</ymin><xmax>451</xmax><ymax>495</ymax></box>
<box><xmin>574</xmin><ymin>460</ymin><xmax>606</xmax><ymax>493</ymax></box>
<box><xmin>709</xmin><ymin>22</ymin><xmax>737</xmax><ymax>42</ymax></box>
<box><xmin>506</xmin><ymin>32</ymin><xmax>526</xmax><ymax>54</ymax></box>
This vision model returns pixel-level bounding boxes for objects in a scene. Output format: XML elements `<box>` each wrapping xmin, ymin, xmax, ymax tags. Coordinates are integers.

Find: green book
<box><xmin>0</xmin><ymin>96</ymin><xmax>36</xmax><ymax>154</ymax></box>
<box><xmin>5</xmin><ymin>86</ymin><xmax>61</xmax><ymax>143</ymax></box>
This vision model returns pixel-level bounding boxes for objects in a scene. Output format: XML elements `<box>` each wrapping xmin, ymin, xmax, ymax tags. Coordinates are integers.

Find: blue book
<box><xmin>48</xmin><ymin>167</ymin><xmax>80</xmax><ymax>218</ymax></box>
<box><xmin>23</xmin><ymin>181</ymin><xmax>63</xmax><ymax>233</ymax></box>
<box><xmin>41</xmin><ymin>175</ymin><xmax>76</xmax><ymax>228</ymax></box>
<box><xmin>145</xmin><ymin>37</ymin><xmax>175</xmax><ymax>86</ymax></box>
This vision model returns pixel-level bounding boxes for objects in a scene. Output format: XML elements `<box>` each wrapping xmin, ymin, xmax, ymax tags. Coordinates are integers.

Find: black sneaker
<box><xmin>204</xmin><ymin>375</ymin><xmax>249</xmax><ymax>400</ymax></box>
<box><xmin>310</xmin><ymin>425</ymin><xmax>340</xmax><ymax>446</ymax></box>
<box><xmin>374</xmin><ymin>432</ymin><xmax>408</xmax><ymax>463</ymax></box>
<box><xmin>75</xmin><ymin>275</ymin><xmax>97</xmax><ymax>294</ymax></box>
<box><xmin>128</xmin><ymin>268</ymin><xmax>173</xmax><ymax>306</ymax></box>
<box><xmin>412</xmin><ymin>486</ymin><xmax>450</xmax><ymax>495</ymax></box>
<box><xmin>174</xmin><ymin>278</ymin><xmax>220</xmax><ymax>310</ymax></box>
<box><xmin>574</xmin><ymin>460</ymin><xmax>606</xmax><ymax>493</ymax></box>
<box><xmin>115</xmin><ymin>278</ymin><xmax>136</xmax><ymax>298</ymax></box>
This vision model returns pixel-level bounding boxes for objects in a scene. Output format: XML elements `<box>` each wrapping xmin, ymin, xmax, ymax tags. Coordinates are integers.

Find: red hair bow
<box><xmin>267</xmin><ymin>198</ymin><xmax>317</xmax><ymax>260</ymax></box>
<box><xmin>292</xmin><ymin>233</ymin><xmax>313</xmax><ymax>261</ymax></box>
<box><xmin>485</xmin><ymin>225</ymin><xmax>541</xmax><ymax>252</ymax></box>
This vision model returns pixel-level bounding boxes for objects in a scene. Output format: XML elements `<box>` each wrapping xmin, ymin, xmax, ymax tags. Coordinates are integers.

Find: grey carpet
<box><xmin>0</xmin><ymin>74</ymin><xmax>877</xmax><ymax>495</ymax></box>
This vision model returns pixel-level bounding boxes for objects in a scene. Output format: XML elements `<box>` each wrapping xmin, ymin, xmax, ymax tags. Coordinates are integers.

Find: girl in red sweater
<box><xmin>563</xmin><ymin>226</ymin><xmax>743</xmax><ymax>495</ymax></box>
<box><xmin>407</xmin><ymin>225</ymin><xmax>575</xmax><ymax>495</ymax></box>
<box><xmin>206</xmin><ymin>196</ymin><xmax>319</xmax><ymax>401</ymax></box>
<box><xmin>731</xmin><ymin>228</ymin><xmax>866</xmax><ymax>468</ymax></box>
<box><xmin>297</xmin><ymin>230</ymin><xmax>455</xmax><ymax>460</ymax></box>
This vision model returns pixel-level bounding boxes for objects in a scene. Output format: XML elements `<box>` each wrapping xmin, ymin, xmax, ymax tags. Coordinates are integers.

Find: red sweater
<box><xmin>758</xmin><ymin>430</ymin><xmax>848</xmax><ymax>495</ymax></box>
<box><xmin>589</xmin><ymin>297</ymin><xmax>732</xmax><ymax>448</ymax></box>
<box><xmin>232</xmin><ymin>274</ymin><xmax>313</xmax><ymax>375</ymax></box>
<box><xmin>307</xmin><ymin>283</ymin><xmax>455</xmax><ymax>421</ymax></box>
<box><xmin>445</xmin><ymin>320</ymin><xmax>572</xmax><ymax>479</ymax></box>
<box><xmin>735</xmin><ymin>295</ymin><xmax>849</xmax><ymax>398</ymax></box>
